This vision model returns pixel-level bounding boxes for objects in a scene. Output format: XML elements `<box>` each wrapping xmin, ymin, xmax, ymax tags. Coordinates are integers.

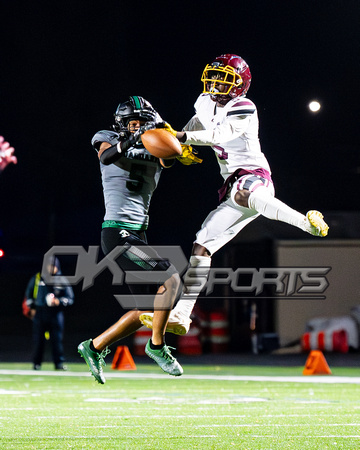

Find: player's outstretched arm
<box><xmin>159</xmin><ymin>123</ymin><xmax>187</xmax><ymax>143</ymax></box>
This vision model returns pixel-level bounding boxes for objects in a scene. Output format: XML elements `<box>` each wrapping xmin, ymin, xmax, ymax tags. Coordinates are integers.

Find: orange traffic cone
<box><xmin>303</xmin><ymin>350</ymin><xmax>332</xmax><ymax>375</ymax></box>
<box><xmin>111</xmin><ymin>345</ymin><xmax>136</xmax><ymax>371</ymax></box>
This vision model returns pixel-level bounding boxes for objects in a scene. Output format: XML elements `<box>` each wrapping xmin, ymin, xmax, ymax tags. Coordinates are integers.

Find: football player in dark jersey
<box><xmin>78</xmin><ymin>96</ymin><xmax>190</xmax><ymax>380</ymax></box>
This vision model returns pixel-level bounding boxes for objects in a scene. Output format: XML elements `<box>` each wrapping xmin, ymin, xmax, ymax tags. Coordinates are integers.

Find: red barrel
<box><xmin>209</xmin><ymin>311</ymin><xmax>230</xmax><ymax>353</ymax></box>
<box><xmin>133</xmin><ymin>327</ymin><xmax>152</xmax><ymax>356</ymax></box>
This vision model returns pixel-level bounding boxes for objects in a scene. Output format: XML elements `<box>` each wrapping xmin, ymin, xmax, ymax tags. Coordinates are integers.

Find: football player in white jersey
<box><xmin>140</xmin><ymin>54</ymin><xmax>329</xmax><ymax>335</ymax></box>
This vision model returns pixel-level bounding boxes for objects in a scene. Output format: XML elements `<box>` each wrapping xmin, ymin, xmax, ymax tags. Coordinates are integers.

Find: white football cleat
<box><xmin>140</xmin><ymin>311</ymin><xmax>192</xmax><ymax>335</ymax></box>
<box><xmin>305</xmin><ymin>210</ymin><xmax>329</xmax><ymax>237</ymax></box>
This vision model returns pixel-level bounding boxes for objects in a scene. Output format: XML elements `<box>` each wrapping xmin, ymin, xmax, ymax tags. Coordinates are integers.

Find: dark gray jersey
<box><xmin>92</xmin><ymin>130</ymin><xmax>162</xmax><ymax>230</ymax></box>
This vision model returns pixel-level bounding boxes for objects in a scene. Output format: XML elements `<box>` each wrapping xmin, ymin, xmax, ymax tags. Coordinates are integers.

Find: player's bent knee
<box><xmin>167</xmin><ymin>273</ymin><xmax>181</xmax><ymax>289</ymax></box>
<box><xmin>161</xmin><ymin>273</ymin><xmax>181</xmax><ymax>296</ymax></box>
<box><xmin>234</xmin><ymin>189</ymin><xmax>250</xmax><ymax>207</ymax></box>
<box><xmin>160</xmin><ymin>273</ymin><xmax>182</xmax><ymax>308</ymax></box>
<box><xmin>192</xmin><ymin>243</ymin><xmax>211</xmax><ymax>257</ymax></box>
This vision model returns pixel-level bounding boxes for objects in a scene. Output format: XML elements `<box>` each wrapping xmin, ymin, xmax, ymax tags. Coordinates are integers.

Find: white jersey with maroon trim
<box><xmin>183</xmin><ymin>94</ymin><xmax>271</xmax><ymax>180</ymax></box>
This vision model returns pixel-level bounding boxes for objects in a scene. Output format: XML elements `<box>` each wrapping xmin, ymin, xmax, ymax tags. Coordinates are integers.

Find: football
<box><xmin>141</xmin><ymin>128</ymin><xmax>182</xmax><ymax>159</ymax></box>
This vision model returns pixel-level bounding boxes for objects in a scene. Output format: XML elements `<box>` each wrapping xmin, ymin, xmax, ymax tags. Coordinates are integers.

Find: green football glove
<box><xmin>176</xmin><ymin>145</ymin><xmax>203</xmax><ymax>165</ymax></box>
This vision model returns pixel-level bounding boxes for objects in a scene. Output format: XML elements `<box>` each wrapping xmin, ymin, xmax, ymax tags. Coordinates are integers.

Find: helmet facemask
<box><xmin>113</xmin><ymin>96</ymin><xmax>157</xmax><ymax>134</ymax></box>
<box><xmin>202</xmin><ymin>63</ymin><xmax>244</xmax><ymax>104</ymax></box>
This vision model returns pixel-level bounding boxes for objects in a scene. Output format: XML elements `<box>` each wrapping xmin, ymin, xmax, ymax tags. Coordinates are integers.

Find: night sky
<box><xmin>1</xmin><ymin>0</ymin><xmax>360</xmax><ymax>265</ymax></box>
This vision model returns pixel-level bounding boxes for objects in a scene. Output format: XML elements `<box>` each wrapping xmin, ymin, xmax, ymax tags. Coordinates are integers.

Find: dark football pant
<box><xmin>32</xmin><ymin>308</ymin><xmax>65</xmax><ymax>367</ymax></box>
<box><xmin>101</xmin><ymin>227</ymin><xmax>180</xmax><ymax>308</ymax></box>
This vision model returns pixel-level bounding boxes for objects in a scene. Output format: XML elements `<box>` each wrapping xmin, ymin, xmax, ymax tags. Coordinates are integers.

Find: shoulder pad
<box><xmin>226</xmin><ymin>99</ymin><xmax>256</xmax><ymax>117</ymax></box>
<box><xmin>91</xmin><ymin>130</ymin><xmax>120</xmax><ymax>149</ymax></box>
<box><xmin>194</xmin><ymin>93</ymin><xmax>212</xmax><ymax>113</ymax></box>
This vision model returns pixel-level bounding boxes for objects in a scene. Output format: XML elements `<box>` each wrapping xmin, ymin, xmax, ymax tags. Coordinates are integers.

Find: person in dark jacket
<box><xmin>23</xmin><ymin>257</ymin><xmax>74</xmax><ymax>370</ymax></box>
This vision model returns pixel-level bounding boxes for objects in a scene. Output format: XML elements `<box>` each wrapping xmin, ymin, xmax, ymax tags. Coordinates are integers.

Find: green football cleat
<box><xmin>77</xmin><ymin>339</ymin><xmax>110</xmax><ymax>384</ymax></box>
<box><xmin>145</xmin><ymin>339</ymin><xmax>183</xmax><ymax>376</ymax></box>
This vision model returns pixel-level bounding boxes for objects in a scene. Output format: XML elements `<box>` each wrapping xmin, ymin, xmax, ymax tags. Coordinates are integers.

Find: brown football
<box><xmin>141</xmin><ymin>128</ymin><xmax>182</xmax><ymax>159</ymax></box>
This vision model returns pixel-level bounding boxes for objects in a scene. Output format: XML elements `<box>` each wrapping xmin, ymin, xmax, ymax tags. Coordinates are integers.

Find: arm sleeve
<box><xmin>184</xmin><ymin>114</ymin><xmax>252</xmax><ymax>146</ymax></box>
<box><xmin>91</xmin><ymin>130</ymin><xmax>124</xmax><ymax>165</ymax></box>
<box><xmin>99</xmin><ymin>144</ymin><xmax>122</xmax><ymax>165</ymax></box>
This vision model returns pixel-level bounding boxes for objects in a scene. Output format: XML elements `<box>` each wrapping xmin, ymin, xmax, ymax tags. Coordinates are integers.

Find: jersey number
<box><xmin>127</xmin><ymin>164</ymin><xmax>146</xmax><ymax>192</ymax></box>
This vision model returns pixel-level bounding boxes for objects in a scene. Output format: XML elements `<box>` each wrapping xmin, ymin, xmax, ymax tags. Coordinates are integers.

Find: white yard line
<box><xmin>252</xmin><ymin>435</ymin><xmax>360</xmax><ymax>438</ymax></box>
<box><xmin>0</xmin><ymin>369</ymin><xmax>360</xmax><ymax>384</ymax></box>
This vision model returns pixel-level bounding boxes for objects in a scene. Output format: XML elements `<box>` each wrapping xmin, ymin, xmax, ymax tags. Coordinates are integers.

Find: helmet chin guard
<box><xmin>201</xmin><ymin>54</ymin><xmax>252</xmax><ymax>104</ymax></box>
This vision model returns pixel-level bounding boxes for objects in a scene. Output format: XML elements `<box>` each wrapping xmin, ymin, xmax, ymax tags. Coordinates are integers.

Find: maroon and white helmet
<box><xmin>201</xmin><ymin>54</ymin><xmax>252</xmax><ymax>104</ymax></box>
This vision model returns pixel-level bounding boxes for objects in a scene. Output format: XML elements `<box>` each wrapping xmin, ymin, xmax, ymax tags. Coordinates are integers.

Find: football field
<box><xmin>0</xmin><ymin>362</ymin><xmax>360</xmax><ymax>449</ymax></box>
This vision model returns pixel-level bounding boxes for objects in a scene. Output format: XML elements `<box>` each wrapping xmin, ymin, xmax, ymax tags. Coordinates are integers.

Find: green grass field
<box><xmin>0</xmin><ymin>362</ymin><xmax>360</xmax><ymax>449</ymax></box>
